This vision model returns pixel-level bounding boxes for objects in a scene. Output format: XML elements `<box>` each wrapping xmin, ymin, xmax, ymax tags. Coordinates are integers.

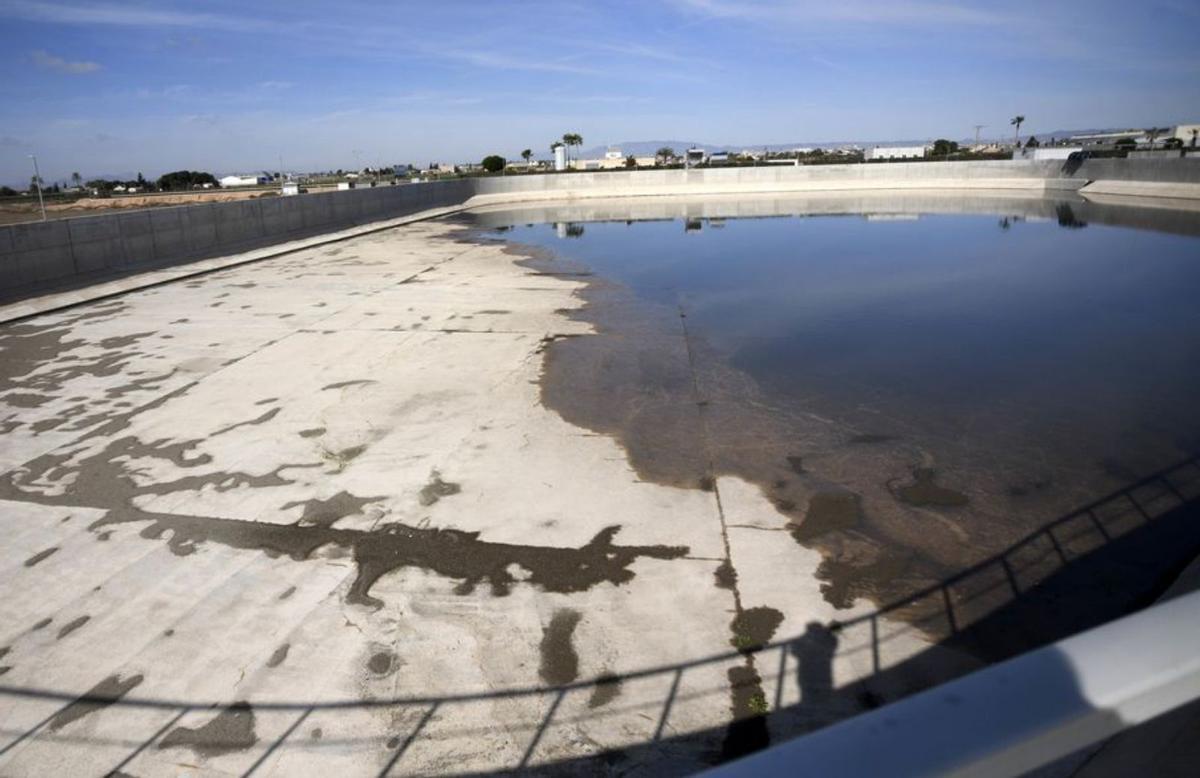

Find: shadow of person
<box><xmin>789</xmin><ymin>621</ymin><xmax>839</xmax><ymax>731</ymax></box>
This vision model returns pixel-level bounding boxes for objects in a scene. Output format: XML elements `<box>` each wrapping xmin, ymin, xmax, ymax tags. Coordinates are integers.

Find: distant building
<box><xmin>219</xmin><ymin>174</ymin><xmax>268</xmax><ymax>187</ymax></box>
<box><xmin>864</xmin><ymin>145</ymin><xmax>927</xmax><ymax>161</ymax></box>
<box><xmin>281</xmin><ymin>181</ymin><xmax>300</xmax><ymax>196</ymax></box>
<box><xmin>1067</xmin><ymin>130</ymin><xmax>1145</xmax><ymax>149</ymax></box>
<box><xmin>336</xmin><ymin>181</ymin><xmax>355</xmax><ymax>191</ymax></box>
<box><xmin>1171</xmin><ymin>124</ymin><xmax>1200</xmax><ymax>148</ymax></box>
<box><xmin>604</xmin><ymin>148</ymin><xmax>624</xmax><ymax>161</ymax></box>
<box><xmin>554</xmin><ymin>145</ymin><xmax>567</xmax><ymax>171</ymax></box>
<box><xmin>708</xmin><ymin>151</ymin><xmax>731</xmax><ymax>165</ymax></box>
<box><xmin>685</xmin><ymin>148</ymin><xmax>706</xmax><ymax>166</ymax></box>
<box><xmin>1021</xmin><ymin>147</ymin><xmax>1083</xmax><ymax>161</ymax></box>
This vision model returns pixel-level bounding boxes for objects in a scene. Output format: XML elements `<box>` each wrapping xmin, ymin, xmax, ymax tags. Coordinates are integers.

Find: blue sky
<box><xmin>1</xmin><ymin>0</ymin><xmax>1197</xmax><ymax>184</ymax></box>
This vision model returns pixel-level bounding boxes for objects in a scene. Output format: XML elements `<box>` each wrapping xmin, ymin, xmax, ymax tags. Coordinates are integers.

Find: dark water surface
<box><xmin>468</xmin><ymin>195</ymin><xmax>1200</xmax><ymax>616</ymax></box>
<box><xmin>486</xmin><ymin>204</ymin><xmax>1200</xmax><ymax>473</ymax></box>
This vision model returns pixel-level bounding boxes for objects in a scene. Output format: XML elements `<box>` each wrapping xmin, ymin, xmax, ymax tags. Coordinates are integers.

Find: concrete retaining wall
<box><xmin>0</xmin><ymin>179</ymin><xmax>471</xmax><ymax>300</ymax></box>
<box><xmin>2</xmin><ymin>159</ymin><xmax>1198</xmax><ymax>301</ymax></box>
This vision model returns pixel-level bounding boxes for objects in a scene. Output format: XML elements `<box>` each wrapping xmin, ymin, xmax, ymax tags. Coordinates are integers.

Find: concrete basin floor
<box><xmin>0</xmin><ymin>220</ymin><xmax>938</xmax><ymax>776</ymax></box>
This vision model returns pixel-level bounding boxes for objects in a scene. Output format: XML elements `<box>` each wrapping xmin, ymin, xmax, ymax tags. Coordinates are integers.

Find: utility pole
<box><xmin>973</xmin><ymin>125</ymin><xmax>985</xmax><ymax>148</ymax></box>
<box><xmin>28</xmin><ymin>155</ymin><xmax>46</xmax><ymax>221</ymax></box>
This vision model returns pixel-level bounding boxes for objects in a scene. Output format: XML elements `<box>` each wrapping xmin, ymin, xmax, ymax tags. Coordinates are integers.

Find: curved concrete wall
<box><xmin>2</xmin><ymin>159</ymin><xmax>1198</xmax><ymax>302</ymax></box>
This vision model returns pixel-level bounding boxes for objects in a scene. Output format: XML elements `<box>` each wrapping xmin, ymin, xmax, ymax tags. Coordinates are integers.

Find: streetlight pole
<box><xmin>28</xmin><ymin>155</ymin><xmax>46</xmax><ymax>221</ymax></box>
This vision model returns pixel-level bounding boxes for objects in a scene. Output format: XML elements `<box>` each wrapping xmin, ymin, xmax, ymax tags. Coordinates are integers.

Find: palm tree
<box><xmin>562</xmin><ymin>133</ymin><xmax>583</xmax><ymax>164</ymax></box>
<box><xmin>71</xmin><ymin>171</ymin><xmax>82</xmax><ymax>190</ymax></box>
<box><xmin>521</xmin><ymin>148</ymin><xmax>533</xmax><ymax>167</ymax></box>
<box><xmin>656</xmin><ymin>146</ymin><xmax>676</xmax><ymax>165</ymax></box>
<box><xmin>1010</xmin><ymin>115</ymin><xmax>1025</xmax><ymax>147</ymax></box>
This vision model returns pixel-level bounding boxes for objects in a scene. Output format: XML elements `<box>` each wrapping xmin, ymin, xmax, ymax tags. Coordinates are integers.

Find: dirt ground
<box><xmin>0</xmin><ymin>186</ymin><xmax>336</xmax><ymax>226</ymax></box>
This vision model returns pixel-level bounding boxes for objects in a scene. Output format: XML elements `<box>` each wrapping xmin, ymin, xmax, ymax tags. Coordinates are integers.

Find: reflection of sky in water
<box><xmin>496</xmin><ymin>212</ymin><xmax>1200</xmax><ymax>461</ymax></box>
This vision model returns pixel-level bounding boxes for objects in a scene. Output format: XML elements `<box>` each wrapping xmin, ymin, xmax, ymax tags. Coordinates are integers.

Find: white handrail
<box><xmin>709</xmin><ymin>589</ymin><xmax>1200</xmax><ymax>777</ymax></box>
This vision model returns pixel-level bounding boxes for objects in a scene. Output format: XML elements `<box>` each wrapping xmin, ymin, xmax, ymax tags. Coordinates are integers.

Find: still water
<box><xmin>479</xmin><ymin>198</ymin><xmax>1200</xmax><ymax>481</ymax></box>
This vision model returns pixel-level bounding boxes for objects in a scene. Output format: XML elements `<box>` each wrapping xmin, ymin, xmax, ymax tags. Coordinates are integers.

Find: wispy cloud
<box><xmin>32</xmin><ymin>49</ymin><xmax>101</xmax><ymax>73</ymax></box>
<box><xmin>4</xmin><ymin>1</ymin><xmax>277</xmax><ymax>31</ymax></box>
<box><xmin>429</xmin><ymin>47</ymin><xmax>599</xmax><ymax>75</ymax></box>
<box><xmin>674</xmin><ymin>0</ymin><xmax>1005</xmax><ymax>26</ymax></box>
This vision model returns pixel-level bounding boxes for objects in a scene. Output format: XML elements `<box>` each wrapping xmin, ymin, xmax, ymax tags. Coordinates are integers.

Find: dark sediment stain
<box><xmin>849</xmin><ymin>433</ymin><xmax>897</xmax><ymax>444</ymax></box>
<box><xmin>386</xmin><ymin>735</ymin><xmax>401</xmax><ymax>749</ymax></box>
<box><xmin>477</xmin><ymin>309</ymin><xmax>511</xmax><ymax>314</ymax></box>
<box><xmin>791</xmin><ymin>492</ymin><xmax>862</xmax><ymax>543</ymax></box>
<box><xmin>539</xmin><ymin>609</ymin><xmax>582</xmax><ymax>685</ymax></box>
<box><xmin>418</xmin><ymin>471</ymin><xmax>461</xmax><ymax>507</ymax></box>
<box><xmin>47</xmin><ymin>673</ymin><xmax>143</xmax><ymax>731</ymax></box>
<box><xmin>299</xmin><ymin>427</ymin><xmax>325</xmax><ymax>438</ymax></box>
<box><xmin>722</xmin><ymin>664</ymin><xmax>770</xmax><ymax>759</ymax></box>
<box><xmin>105</xmin><ymin>508</ymin><xmax>686</xmax><ymax>609</ymax></box>
<box><xmin>57</xmin><ymin>615</ymin><xmax>90</xmax><ymax>639</ymax></box>
<box><xmin>3</xmin><ymin>392</ymin><xmax>48</xmax><ymax>408</ymax></box>
<box><xmin>0</xmin><ymin>646</ymin><xmax>8</xmax><ymax>660</ymax></box>
<box><xmin>24</xmin><ymin>546</ymin><xmax>58</xmax><ymax>567</ymax></box>
<box><xmin>894</xmin><ymin>468</ymin><xmax>969</xmax><ymax>507</ymax></box>
<box><xmin>785</xmin><ymin>456</ymin><xmax>806</xmax><ymax>475</ymax></box>
<box><xmin>32</xmin><ymin>617</ymin><xmax>52</xmax><ymax>630</ymax></box>
<box><xmin>159</xmin><ymin>702</ymin><xmax>258</xmax><ymax>758</ymax></box>
<box><xmin>283</xmin><ymin>491</ymin><xmax>383</xmax><ymax>529</ymax></box>
<box><xmin>730</xmin><ymin>606</ymin><xmax>784</xmax><ymax>652</ymax></box>
<box><xmin>321</xmin><ymin>379</ymin><xmax>376</xmax><ymax>391</ymax></box>
<box><xmin>0</xmin><ymin>403</ymin><xmax>685</xmax><ymax>609</ymax></box>
<box><xmin>279</xmin><ymin>586</ymin><xmax>297</xmax><ymax>600</ymax></box>
<box><xmin>714</xmin><ymin>559</ymin><xmax>738</xmax><ymax>590</ymax></box>
<box><xmin>587</xmin><ymin>673</ymin><xmax>622</xmax><ymax>708</ymax></box>
<box><xmin>368</xmin><ymin>650</ymin><xmax>396</xmax><ymax>675</ymax></box>
<box><xmin>0</xmin><ymin>666</ymin><xmax>10</xmax><ymax>676</ymax></box>
<box><xmin>311</xmin><ymin>727</ymin><xmax>323</xmax><ymax>740</ymax></box>
<box><xmin>212</xmin><ymin>406</ymin><xmax>281</xmax><ymax>436</ymax></box>
<box><xmin>267</xmin><ymin>644</ymin><xmax>290</xmax><ymax>668</ymax></box>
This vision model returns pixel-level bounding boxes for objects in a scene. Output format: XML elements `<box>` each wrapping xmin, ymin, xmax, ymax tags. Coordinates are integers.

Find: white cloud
<box><xmin>32</xmin><ymin>49</ymin><xmax>101</xmax><ymax>74</ymax></box>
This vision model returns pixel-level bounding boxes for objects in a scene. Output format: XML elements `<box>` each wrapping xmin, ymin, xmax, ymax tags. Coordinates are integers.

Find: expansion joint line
<box><xmin>675</xmin><ymin>301</ymin><xmax>744</xmax><ymax>615</ymax></box>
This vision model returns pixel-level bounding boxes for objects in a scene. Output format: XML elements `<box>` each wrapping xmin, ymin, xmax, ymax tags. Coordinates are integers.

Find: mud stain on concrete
<box><xmin>539</xmin><ymin>608</ymin><xmax>582</xmax><ymax>685</ymax></box>
<box><xmin>321</xmin><ymin>380</ymin><xmax>376</xmax><ymax>391</ymax></box>
<box><xmin>32</xmin><ymin>617</ymin><xmax>51</xmax><ymax>630</ymax></box>
<box><xmin>57</xmin><ymin>615</ymin><xmax>90</xmax><ymax>639</ymax></box>
<box><xmin>418</xmin><ymin>471</ymin><xmax>461</xmax><ymax>507</ymax></box>
<box><xmin>730</xmin><ymin>606</ymin><xmax>783</xmax><ymax>652</ymax></box>
<box><xmin>212</xmin><ymin>406</ymin><xmax>281</xmax><ymax>436</ymax></box>
<box><xmin>893</xmin><ymin>468</ymin><xmax>969</xmax><ymax>508</ymax></box>
<box><xmin>368</xmin><ymin>649</ymin><xmax>397</xmax><ymax>676</ymax></box>
<box><xmin>790</xmin><ymin>492</ymin><xmax>862</xmax><ymax>544</ymax></box>
<box><xmin>47</xmin><ymin>673</ymin><xmax>144</xmax><ymax>731</ymax></box>
<box><xmin>283</xmin><ymin>491</ymin><xmax>383</xmax><ymax>529</ymax></box>
<box><xmin>714</xmin><ymin>559</ymin><xmax>738</xmax><ymax>590</ymax></box>
<box><xmin>298</xmin><ymin>427</ymin><xmax>325</xmax><ymax>438</ymax></box>
<box><xmin>159</xmin><ymin>702</ymin><xmax>258</xmax><ymax>758</ymax></box>
<box><xmin>587</xmin><ymin>673</ymin><xmax>622</xmax><ymax>708</ymax></box>
<box><xmin>278</xmin><ymin>586</ymin><xmax>297</xmax><ymax>600</ymax></box>
<box><xmin>24</xmin><ymin>546</ymin><xmax>58</xmax><ymax>567</ymax></box>
<box><xmin>266</xmin><ymin>644</ymin><xmax>290</xmax><ymax>668</ymax></box>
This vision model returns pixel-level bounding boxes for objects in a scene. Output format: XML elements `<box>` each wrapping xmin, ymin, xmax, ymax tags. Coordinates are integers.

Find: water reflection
<box><xmin>471</xmin><ymin>192</ymin><xmax>1200</xmax><ymax>487</ymax></box>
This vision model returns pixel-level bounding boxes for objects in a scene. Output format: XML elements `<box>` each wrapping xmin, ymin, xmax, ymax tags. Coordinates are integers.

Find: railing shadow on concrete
<box><xmin>1</xmin><ymin>454</ymin><xmax>1199</xmax><ymax>776</ymax></box>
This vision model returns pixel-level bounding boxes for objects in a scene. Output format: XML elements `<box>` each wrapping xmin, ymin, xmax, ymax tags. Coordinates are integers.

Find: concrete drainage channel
<box><xmin>4</xmin><ymin>158</ymin><xmax>1200</xmax><ymax>321</ymax></box>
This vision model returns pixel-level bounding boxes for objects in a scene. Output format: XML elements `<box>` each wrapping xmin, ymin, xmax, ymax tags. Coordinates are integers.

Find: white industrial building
<box><xmin>219</xmin><ymin>174</ymin><xmax>269</xmax><ymax>187</ymax></box>
<box><xmin>864</xmin><ymin>145</ymin><xmax>928</xmax><ymax>161</ymax></box>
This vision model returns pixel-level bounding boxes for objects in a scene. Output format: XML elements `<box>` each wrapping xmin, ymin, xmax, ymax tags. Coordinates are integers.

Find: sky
<box><xmin>1</xmin><ymin>0</ymin><xmax>1198</xmax><ymax>184</ymax></box>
